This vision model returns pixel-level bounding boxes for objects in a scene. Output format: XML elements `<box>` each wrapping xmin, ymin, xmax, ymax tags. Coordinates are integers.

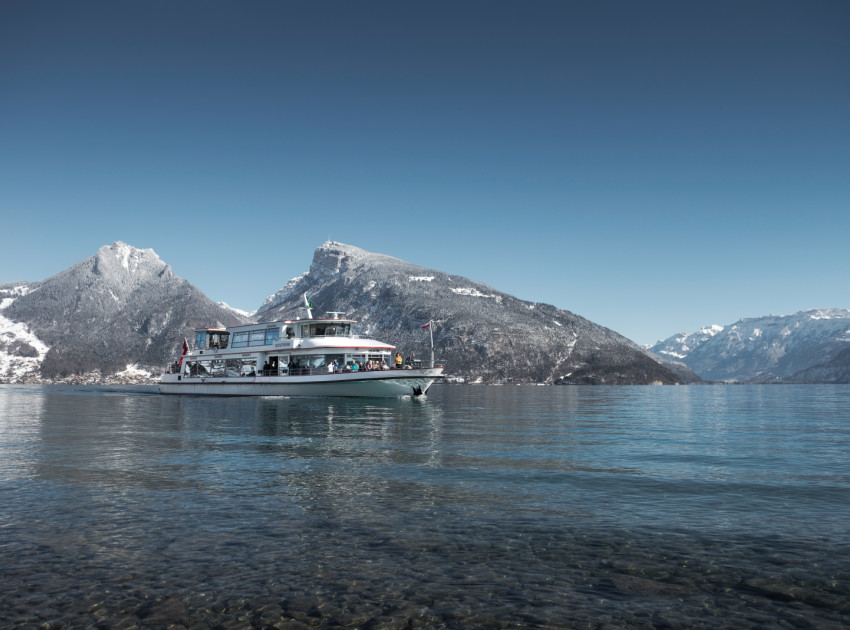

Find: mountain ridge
<box><xmin>1</xmin><ymin>241</ymin><xmax>691</xmax><ymax>385</ymax></box>
<box><xmin>254</xmin><ymin>242</ymin><xmax>692</xmax><ymax>385</ymax></box>
<box><xmin>5</xmin><ymin>240</ymin><xmax>844</xmax><ymax>385</ymax></box>
<box><xmin>649</xmin><ymin>309</ymin><xmax>850</xmax><ymax>382</ymax></box>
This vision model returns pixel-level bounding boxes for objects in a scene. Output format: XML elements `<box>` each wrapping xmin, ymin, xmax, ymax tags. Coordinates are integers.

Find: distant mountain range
<box><xmin>1</xmin><ymin>241</ymin><xmax>845</xmax><ymax>385</ymax></box>
<box><xmin>0</xmin><ymin>241</ymin><xmax>691</xmax><ymax>385</ymax></box>
<box><xmin>648</xmin><ymin>309</ymin><xmax>850</xmax><ymax>383</ymax></box>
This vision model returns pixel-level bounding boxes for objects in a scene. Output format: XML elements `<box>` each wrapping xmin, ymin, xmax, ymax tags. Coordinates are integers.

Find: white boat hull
<box><xmin>159</xmin><ymin>367</ymin><xmax>443</xmax><ymax>397</ymax></box>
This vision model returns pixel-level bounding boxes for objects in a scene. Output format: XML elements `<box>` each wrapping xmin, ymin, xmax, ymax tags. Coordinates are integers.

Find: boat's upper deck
<box><xmin>191</xmin><ymin>314</ymin><xmax>393</xmax><ymax>354</ymax></box>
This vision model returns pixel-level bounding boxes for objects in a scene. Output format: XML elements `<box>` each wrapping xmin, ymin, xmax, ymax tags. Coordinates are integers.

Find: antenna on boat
<box><xmin>303</xmin><ymin>293</ymin><xmax>313</xmax><ymax>319</ymax></box>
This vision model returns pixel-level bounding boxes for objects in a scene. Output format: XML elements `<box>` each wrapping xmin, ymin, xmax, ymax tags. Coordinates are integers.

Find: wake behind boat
<box><xmin>159</xmin><ymin>298</ymin><xmax>443</xmax><ymax>397</ymax></box>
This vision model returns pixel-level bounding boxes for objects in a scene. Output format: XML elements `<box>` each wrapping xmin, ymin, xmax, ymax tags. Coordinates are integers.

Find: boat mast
<box><xmin>426</xmin><ymin>320</ymin><xmax>435</xmax><ymax>367</ymax></box>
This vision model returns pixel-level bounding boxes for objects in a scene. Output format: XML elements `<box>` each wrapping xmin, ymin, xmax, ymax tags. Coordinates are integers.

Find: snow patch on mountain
<box><xmin>116</xmin><ymin>364</ymin><xmax>153</xmax><ymax>378</ymax></box>
<box><xmin>451</xmin><ymin>287</ymin><xmax>502</xmax><ymax>302</ymax></box>
<box><xmin>0</xmin><ymin>285</ymin><xmax>33</xmax><ymax>305</ymax></box>
<box><xmin>219</xmin><ymin>302</ymin><xmax>256</xmax><ymax>319</ymax></box>
<box><xmin>0</xmin><ymin>289</ymin><xmax>49</xmax><ymax>381</ymax></box>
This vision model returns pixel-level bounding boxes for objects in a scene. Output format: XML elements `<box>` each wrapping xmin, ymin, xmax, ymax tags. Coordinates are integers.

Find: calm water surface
<box><xmin>1</xmin><ymin>384</ymin><xmax>848</xmax><ymax>629</ymax></box>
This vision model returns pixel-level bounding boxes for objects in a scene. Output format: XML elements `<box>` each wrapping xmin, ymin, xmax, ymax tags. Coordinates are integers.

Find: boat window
<box><xmin>232</xmin><ymin>332</ymin><xmax>249</xmax><ymax>348</ymax></box>
<box><xmin>193</xmin><ymin>360</ymin><xmax>211</xmax><ymax>375</ymax></box>
<box><xmin>288</xmin><ymin>354</ymin><xmax>326</xmax><ymax>374</ymax></box>
<box><xmin>303</xmin><ymin>323</ymin><xmax>351</xmax><ymax>337</ymax></box>
<box><xmin>184</xmin><ymin>357</ymin><xmax>257</xmax><ymax>377</ymax></box>
<box><xmin>368</xmin><ymin>354</ymin><xmax>390</xmax><ymax>368</ymax></box>
<box><xmin>326</xmin><ymin>353</ymin><xmax>345</xmax><ymax>371</ymax></box>
<box><xmin>249</xmin><ymin>330</ymin><xmax>266</xmax><ymax>346</ymax></box>
<box><xmin>278</xmin><ymin>355</ymin><xmax>291</xmax><ymax>374</ymax></box>
<box><xmin>348</xmin><ymin>354</ymin><xmax>366</xmax><ymax>366</ymax></box>
<box><xmin>264</xmin><ymin>328</ymin><xmax>280</xmax><ymax>345</ymax></box>
<box><xmin>323</xmin><ymin>324</ymin><xmax>350</xmax><ymax>336</ymax></box>
<box><xmin>195</xmin><ymin>332</ymin><xmax>206</xmax><ymax>350</ymax></box>
<box><xmin>207</xmin><ymin>332</ymin><xmax>228</xmax><ymax>349</ymax></box>
<box><xmin>240</xmin><ymin>359</ymin><xmax>257</xmax><ymax>376</ymax></box>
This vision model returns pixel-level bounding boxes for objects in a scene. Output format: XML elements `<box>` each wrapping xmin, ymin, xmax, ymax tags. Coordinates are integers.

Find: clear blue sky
<box><xmin>1</xmin><ymin>1</ymin><xmax>848</xmax><ymax>345</ymax></box>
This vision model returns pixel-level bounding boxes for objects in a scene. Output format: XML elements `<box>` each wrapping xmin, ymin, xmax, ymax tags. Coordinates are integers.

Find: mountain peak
<box><xmin>313</xmin><ymin>241</ymin><xmax>403</xmax><ymax>272</ymax></box>
<box><xmin>95</xmin><ymin>242</ymin><xmax>164</xmax><ymax>275</ymax></box>
<box><xmin>89</xmin><ymin>242</ymin><xmax>173</xmax><ymax>292</ymax></box>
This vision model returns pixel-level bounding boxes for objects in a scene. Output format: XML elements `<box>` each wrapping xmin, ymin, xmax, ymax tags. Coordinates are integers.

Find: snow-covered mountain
<box><xmin>0</xmin><ymin>240</ymin><xmax>723</xmax><ymax>385</ymax></box>
<box><xmin>255</xmin><ymin>242</ymin><xmax>693</xmax><ymax>385</ymax></box>
<box><xmin>649</xmin><ymin>324</ymin><xmax>724</xmax><ymax>360</ymax></box>
<box><xmin>0</xmin><ymin>282</ymin><xmax>46</xmax><ymax>381</ymax></box>
<box><xmin>649</xmin><ymin>309</ymin><xmax>850</xmax><ymax>382</ymax></box>
<box><xmin>0</xmin><ymin>242</ymin><xmax>246</xmax><ymax>382</ymax></box>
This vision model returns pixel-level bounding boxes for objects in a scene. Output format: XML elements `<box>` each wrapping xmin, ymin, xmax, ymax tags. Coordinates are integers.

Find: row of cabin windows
<box><xmin>232</xmin><ymin>328</ymin><xmax>280</xmax><ymax>348</ymax></box>
<box><xmin>196</xmin><ymin>323</ymin><xmax>353</xmax><ymax>352</ymax></box>
<box><xmin>301</xmin><ymin>323</ymin><xmax>351</xmax><ymax>337</ymax></box>
<box><xmin>183</xmin><ymin>352</ymin><xmax>390</xmax><ymax>378</ymax></box>
<box><xmin>185</xmin><ymin>358</ymin><xmax>257</xmax><ymax>377</ymax></box>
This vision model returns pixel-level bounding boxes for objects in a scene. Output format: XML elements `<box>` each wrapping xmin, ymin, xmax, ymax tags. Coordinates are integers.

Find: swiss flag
<box><xmin>179</xmin><ymin>338</ymin><xmax>189</xmax><ymax>364</ymax></box>
<box><xmin>421</xmin><ymin>322</ymin><xmax>430</xmax><ymax>329</ymax></box>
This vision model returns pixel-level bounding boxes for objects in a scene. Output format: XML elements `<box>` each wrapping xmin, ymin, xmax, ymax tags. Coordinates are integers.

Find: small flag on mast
<box><xmin>421</xmin><ymin>322</ymin><xmax>431</xmax><ymax>329</ymax></box>
<box><xmin>179</xmin><ymin>338</ymin><xmax>188</xmax><ymax>365</ymax></box>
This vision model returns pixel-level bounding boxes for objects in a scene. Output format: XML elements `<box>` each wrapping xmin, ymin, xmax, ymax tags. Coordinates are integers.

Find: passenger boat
<box><xmin>158</xmin><ymin>299</ymin><xmax>444</xmax><ymax>397</ymax></box>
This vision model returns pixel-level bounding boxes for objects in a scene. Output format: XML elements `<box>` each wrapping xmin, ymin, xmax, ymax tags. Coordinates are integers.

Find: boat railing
<box><xmin>262</xmin><ymin>366</ymin><xmax>397</xmax><ymax>377</ymax></box>
<box><xmin>173</xmin><ymin>365</ymin><xmax>420</xmax><ymax>378</ymax></box>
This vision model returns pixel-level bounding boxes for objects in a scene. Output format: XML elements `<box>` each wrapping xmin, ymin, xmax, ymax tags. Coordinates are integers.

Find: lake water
<box><xmin>1</xmin><ymin>384</ymin><xmax>848</xmax><ymax>629</ymax></box>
